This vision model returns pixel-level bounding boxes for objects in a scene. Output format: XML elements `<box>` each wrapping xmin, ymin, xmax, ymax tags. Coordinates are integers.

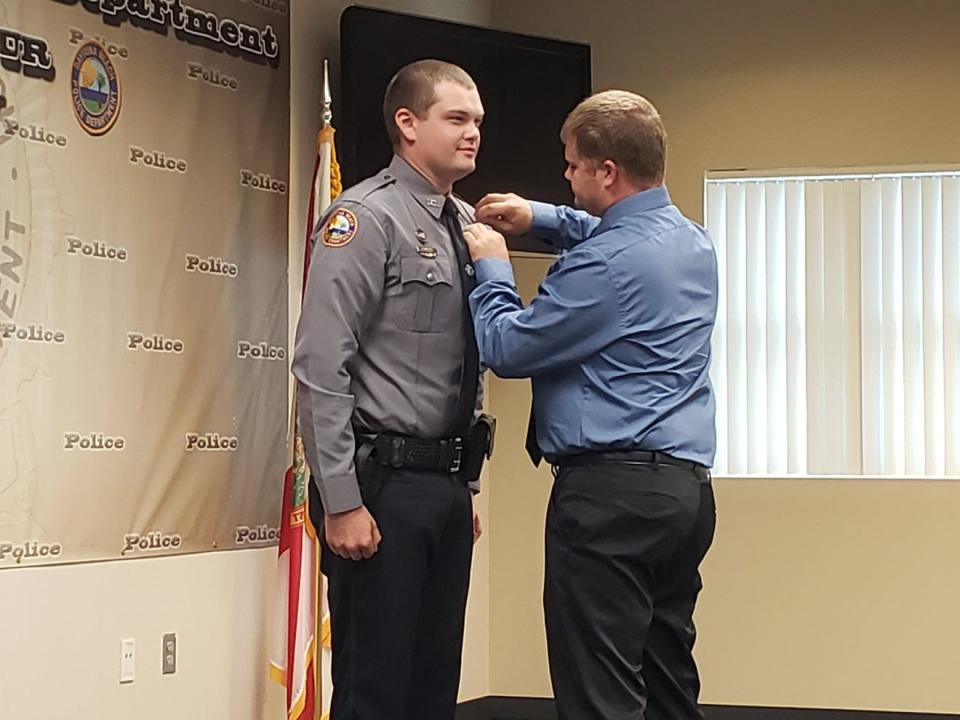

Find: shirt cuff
<box><xmin>316</xmin><ymin>474</ymin><xmax>363</xmax><ymax>515</ymax></box>
<box><xmin>529</xmin><ymin>200</ymin><xmax>560</xmax><ymax>233</ymax></box>
<box><xmin>474</xmin><ymin>257</ymin><xmax>515</xmax><ymax>285</ymax></box>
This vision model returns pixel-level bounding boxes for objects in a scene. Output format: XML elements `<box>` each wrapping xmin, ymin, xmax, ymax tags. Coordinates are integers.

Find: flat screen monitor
<box><xmin>340</xmin><ymin>5</ymin><xmax>592</xmax><ymax>252</ymax></box>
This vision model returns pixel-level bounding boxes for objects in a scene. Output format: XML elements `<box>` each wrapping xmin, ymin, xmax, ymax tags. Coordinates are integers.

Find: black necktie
<box><xmin>441</xmin><ymin>198</ymin><xmax>479</xmax><ymax>436</ymax></box>
<box><xmin>525</xmin><ymin>405</ymin><xmax>542</xmax><ymax>467</ymax></box>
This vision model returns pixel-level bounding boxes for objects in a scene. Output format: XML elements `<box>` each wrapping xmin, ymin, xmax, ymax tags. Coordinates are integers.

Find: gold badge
<box><xmin>322</xmin><ymin>208</ymin><xmax>358</xmax><ymax>247</ymax></box>
<box><xmin>417</xmin><ymin>246</ymin><xmax>438</xmax><ymax>259</ymax></box>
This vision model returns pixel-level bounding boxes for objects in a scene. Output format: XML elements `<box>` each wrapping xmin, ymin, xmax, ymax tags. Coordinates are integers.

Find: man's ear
<box><xmin>600</xmin><ymin>159</ymin><xmax>619</xmax><ymax>189</ymax></box>
<box><xmin>395</xmin><ymin>108</ymin><xmax>417</xmax><ymax>144</ymax></box>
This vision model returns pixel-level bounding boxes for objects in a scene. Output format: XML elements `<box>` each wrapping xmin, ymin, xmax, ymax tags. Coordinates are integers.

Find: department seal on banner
<box><xmin>71</xmin><ymin>41</ymin><xmax>121</xmax><ymax>136</ymax></box>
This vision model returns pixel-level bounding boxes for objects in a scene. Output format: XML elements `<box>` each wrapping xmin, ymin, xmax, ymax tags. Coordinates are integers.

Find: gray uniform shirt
<box><xmin>293</xmin><ymin>155</ymin><xmax>482</xmax><ymax>514</ymax></box>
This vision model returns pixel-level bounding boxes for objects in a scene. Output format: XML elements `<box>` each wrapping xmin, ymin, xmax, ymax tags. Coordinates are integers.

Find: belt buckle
<box><xmin>448</xmin><ymin>437</ymin><xmax>464</xmax><ymax>473</ymax></box>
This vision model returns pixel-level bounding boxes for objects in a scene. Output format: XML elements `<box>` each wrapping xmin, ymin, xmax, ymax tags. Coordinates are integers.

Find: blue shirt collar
<box><xmin>595</xmin><ymin>185</ymin><xmax>672</xmax><ymax>233</ymax></box>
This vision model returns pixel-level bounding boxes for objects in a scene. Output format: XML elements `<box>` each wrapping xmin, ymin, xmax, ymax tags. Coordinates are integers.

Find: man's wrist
<box><xmin>529</xmin><ymin>200</ymin><xmax>559</xmax><ymax>233</ymax></box>
<box><xmin>473</xmin><ymin>257</ymin><xmax>514</xmax><ymax>285</ymax></box>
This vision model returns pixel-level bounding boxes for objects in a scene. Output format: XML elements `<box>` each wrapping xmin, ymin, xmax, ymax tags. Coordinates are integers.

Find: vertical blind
<box><xmin>705</xmin><ymin>171</ymin><xmax>960</xmax><ymax>477</ymax></box>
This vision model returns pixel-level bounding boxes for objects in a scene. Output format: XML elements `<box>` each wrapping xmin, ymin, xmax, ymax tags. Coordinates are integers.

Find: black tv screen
<box><xmin>339</xmin><ymin>5</ymin><xmax>591</xmax><ymax>252</ymax></box>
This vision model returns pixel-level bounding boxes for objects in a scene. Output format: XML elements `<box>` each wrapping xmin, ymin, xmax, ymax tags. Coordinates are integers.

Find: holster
<box><xmin>457</xmin><ymin>413</ymin><xmax>497</xmax><ymax>484</ymax></box>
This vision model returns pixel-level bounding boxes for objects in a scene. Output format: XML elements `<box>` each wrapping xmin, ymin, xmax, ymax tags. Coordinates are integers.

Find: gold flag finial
<box><xmin>321</xmin><ymin>58</ymin><xmax>332</xmax><ymax>128</ymax></box>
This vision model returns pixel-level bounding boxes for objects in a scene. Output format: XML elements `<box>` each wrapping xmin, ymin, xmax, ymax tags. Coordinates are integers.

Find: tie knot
<box><xmin>442</xmin><ymin>197</ymin><xmax>459</xmax><ymax>219</ymax></box>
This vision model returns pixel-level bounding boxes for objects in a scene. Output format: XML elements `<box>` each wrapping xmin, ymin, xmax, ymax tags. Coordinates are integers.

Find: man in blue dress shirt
<box><xmin>463</xmin><ymin>90</ymin><xmax>718</xmax><ymax>720</ymax></box>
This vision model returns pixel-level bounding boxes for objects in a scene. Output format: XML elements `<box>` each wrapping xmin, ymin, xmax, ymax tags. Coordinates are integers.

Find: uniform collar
<box><xmin>596</xmin><ymin>185</ymin><xmax>672</xmax><ymax>233</ymax></box>
<box><xmin>387</xmin><ymin>155</ymin><xmax>448</xmax><ymax>219</ymax></box>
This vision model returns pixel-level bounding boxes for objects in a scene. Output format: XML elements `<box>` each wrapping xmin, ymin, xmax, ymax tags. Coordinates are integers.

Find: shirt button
<box><xmin>426</xmin><ymin>271</ymin><xmax>435</xmax><ymax>281</ymax></box>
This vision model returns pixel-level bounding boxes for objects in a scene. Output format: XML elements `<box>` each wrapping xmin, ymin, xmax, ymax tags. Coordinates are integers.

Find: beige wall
<box><xmin>492</xmin><ymin>0</ymin><xmax>960</xmax><ymax>224</ymax></box>
<box><xmin>485</xmin><ymin>255</ymin><xmax>558</xmax><ymax>697</ymax></box>
<box><xmin>0</xmin><ymin>548</ymin><xmax>280</xmax><ymax>720</ymax></box>
<box><xmin>697</xmin><ymin>478</ymin><xmax>960</xmax><ymax>711</ymax></box>
<box><xmin>485</xmin><ymin>0</ymin><xmax>960</xmax><ymax>712</ymax></box>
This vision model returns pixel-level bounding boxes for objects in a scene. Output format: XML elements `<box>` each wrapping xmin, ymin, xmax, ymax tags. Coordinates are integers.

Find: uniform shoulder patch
<box><xmin>322</xmin><ymin>208</ymin><xmax>359</xmax><ymax>247</ymax></box>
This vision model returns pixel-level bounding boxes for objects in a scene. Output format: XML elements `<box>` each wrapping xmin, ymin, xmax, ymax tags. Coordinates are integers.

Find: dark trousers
<box><xmin>544</xmin><ymin>461</ymin><xmax>716</xmax><ymax>720</ymax></box>
<box><xmin>320</xmin><ymin>466</ymin><xmax>474</xmax><ymax>720</ymax></box>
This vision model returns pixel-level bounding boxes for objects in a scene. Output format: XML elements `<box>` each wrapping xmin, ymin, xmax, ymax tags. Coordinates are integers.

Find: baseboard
<box><xmin>702</xmin><ymin>708</ymin><xmax>960</xmax><ymax>720</ymax></box>
<box><xmin>456</xmin><ymin>696</ymin><xmax>555</xmax><ymax>720</ymax></box>
<box><xmin>456</xmin><ymin>697</ymin><xmax>960</xmax><ymax>720</ymax></box>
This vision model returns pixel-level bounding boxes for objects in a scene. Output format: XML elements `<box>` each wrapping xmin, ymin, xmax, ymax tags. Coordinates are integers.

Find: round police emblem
<box><xmin>71</xmin><ymin>41</ymin><xmax>121</xmax><ymax>136</ymax></box>
<box><xmin>322</xmin><ymin>208</ymin><xmax>358</xmax><ymax>247</ymax></box>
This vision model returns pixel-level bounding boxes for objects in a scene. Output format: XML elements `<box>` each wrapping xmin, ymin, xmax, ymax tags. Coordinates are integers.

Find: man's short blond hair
<box><xmin>561</xmin><ymin>90</ymin><xmax>667</xmax><ymax>185</ymax></box>
<box><xmin>382</xmin><ymin>59</ymin><xmax>476</xmax><ymax>147</ymax></box>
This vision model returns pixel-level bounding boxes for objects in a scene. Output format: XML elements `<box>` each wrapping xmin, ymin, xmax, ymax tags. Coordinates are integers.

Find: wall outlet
<box><xmin>162</xmin><ymin>633</ymin><xmax>177</xmax><ymax>675</ymax></box>
<box><xmin>119</xmin><ymin>638</ymin><xmax>135</xmax><ymax>684</ymax></box>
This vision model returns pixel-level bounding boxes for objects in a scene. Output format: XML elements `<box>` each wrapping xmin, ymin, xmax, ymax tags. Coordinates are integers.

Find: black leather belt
<box><xmin>372</xmin><ymin>433</ymin><xmax>466</xmax><ymax>473</ymax></box>
<box><xmin>554</xmin><ymin>450</ymin><xmax>710</xmax><ymax>482</ymax></box>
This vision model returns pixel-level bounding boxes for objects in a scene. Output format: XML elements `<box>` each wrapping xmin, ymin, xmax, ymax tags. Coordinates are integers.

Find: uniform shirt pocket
<box><xmin>394</xmin><ymin>254</ymin><xmax>458</xmax><ymax>333</ymax></box>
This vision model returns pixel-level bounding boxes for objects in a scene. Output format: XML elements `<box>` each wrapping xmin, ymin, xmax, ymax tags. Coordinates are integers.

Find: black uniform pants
<box><xmin>320</xmin><ymin>466</ymin><xmax>474</xmax><ymax>720</ymax></box>
<box><xmin>544</xmin><ymin>460</ymin><xmax>716</xmax><ymax>720</ymax></box>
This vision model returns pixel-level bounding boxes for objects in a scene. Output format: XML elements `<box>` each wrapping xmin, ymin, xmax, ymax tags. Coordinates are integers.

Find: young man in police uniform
<box><xmin>291</xmin><ymin>60</ymin><xmax>492</xmax><ymax>720</ymax></box>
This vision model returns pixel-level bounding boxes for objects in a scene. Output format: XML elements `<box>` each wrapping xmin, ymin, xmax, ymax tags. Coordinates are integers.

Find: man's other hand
<box><xmin>464</xmin><ymin>223</ymin><xmax>509</xmax><ymax>262</ymax></box>
<box><xmin>325</xmin><ymin>505</ymin><xmax>382</xmax><ymax>561</ymax></box>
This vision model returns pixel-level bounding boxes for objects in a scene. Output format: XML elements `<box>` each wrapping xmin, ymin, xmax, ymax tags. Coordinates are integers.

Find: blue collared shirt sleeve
<box><xmin>529</xmin><ymin>201</ymin><xmax>602</xmax><ymax>250</ymax></box>
<box><xmin>470</xmin><ymin>249</ymin><xmax>622</xmax><ymax>378</ymax></box>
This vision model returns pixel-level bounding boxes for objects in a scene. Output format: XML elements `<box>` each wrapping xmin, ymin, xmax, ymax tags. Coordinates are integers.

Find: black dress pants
<box><xmin>321</xmin><ymin>466</ymin><xmax>474</xmax><ymax>720</ymax></box>
<box><xmin>544</xmin><ymin>460</ymin><xmax>716</xmax><ymax>720</ymax></box>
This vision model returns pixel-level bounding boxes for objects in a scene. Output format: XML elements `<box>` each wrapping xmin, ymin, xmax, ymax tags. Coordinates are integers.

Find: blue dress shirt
<box><xmin>469</xmin><ymin>186</ymin><xmax>718</xmax><ymax>466</ymax></box>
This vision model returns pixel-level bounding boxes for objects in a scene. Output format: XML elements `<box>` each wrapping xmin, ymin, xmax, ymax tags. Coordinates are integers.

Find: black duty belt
<box><xmin>554</xmin><ymin>450</ymin><xmax>711</xmax><ymax>482</ymax></box>
<box><xmin>372</xmin><ymin>433</ymin><xmax>467</xmax><ymax>473</ymax></box>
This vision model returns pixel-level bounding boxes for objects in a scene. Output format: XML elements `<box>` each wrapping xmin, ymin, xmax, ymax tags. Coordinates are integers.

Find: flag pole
<box><xmin>313</xmin><ymin>60</ymin><xmax>334</xmax><ymax>720</ymax></box>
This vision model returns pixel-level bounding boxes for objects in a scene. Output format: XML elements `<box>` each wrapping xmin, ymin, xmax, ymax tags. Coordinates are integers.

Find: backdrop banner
<box><xmin>0</xmin><ymin>0</ymin><xmax>290</xmax><ymax>567</ymax></box>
